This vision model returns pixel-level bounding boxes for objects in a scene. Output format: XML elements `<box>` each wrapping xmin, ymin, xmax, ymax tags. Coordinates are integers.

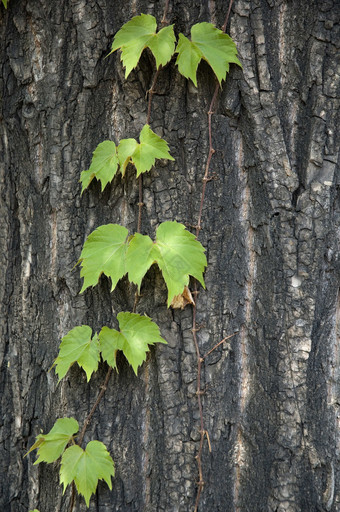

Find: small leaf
<box><xmin>26</xmin><ymin>418</ymin><xmax>79</xmax><ymax>464</ymax></box>
<box><xmin>79</xmin><ymin>224</ymin><xmax>129</xmax><ymax>293</ymax></box>
<box><xmin>52</xmin><ymin>326</ymin><xmax>100</xmax><ymax>382</ymax></box>
<box><xmin>2</xmin><ymin>0</ymin><xmax>8</xmax><ymax>8</ymax></box>
<box><xmin>99</xmin><ymin>312</ymin><xmax>166</xmax><ymax>375</ymax></box>
<box><xmin>117</xmin><ymin>124</ymin><xmax>174</xmax><ymax>177</ymax></box>
<box><xmin>80</xmin><ymin>141</ymin><xmax>119</xmax><ymax>193</ymax></box>
<box><xmin>109</xmin><ymin>14</ymin><xmax>175</xmax><ymax>77</ymax></box>
<box><xmin>176</xmin><ymin>22</ymin><xmax>242</xmax><ymax>86</ymax></box>
<box><xmin>126</xmin><ymin>221</ymin><xmax>207</xmax><ymax>306</ymax></box>
<box><xmin>60</xmin><ymin>441</ymin><xmax>115</xmax><ymax>507</ymax></box>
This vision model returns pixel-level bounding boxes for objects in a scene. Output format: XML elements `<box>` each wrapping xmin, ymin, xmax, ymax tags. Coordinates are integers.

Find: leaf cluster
<box><xmin>79</xmin><ymin>221</ymin><xmax>207</xmax><ymax>306</ymax></box>
<box><xmin>80</xmin><ymin>124</ymin><xmax>174</xmax><ymax>193</ymax></box>
<box><xmin>53</xmin><ymin>312</ymin><xmax>166</xmax><ymax>380</ymax></box>
<box><xmin>110</xmin><ymin>14</ymin><xmax>241</xmax><ymax>86</ymax></box>
<box><xmin>26</xmin><ymin>418</ymin><xmax>114</xmax><ymax>507</ymax></box>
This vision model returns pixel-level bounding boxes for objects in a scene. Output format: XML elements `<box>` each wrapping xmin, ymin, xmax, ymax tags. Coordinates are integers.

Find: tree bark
<box><xmin>1</xmin><ymin>0</ymin><xmax>339</xmax><ymax>511</ymax></box>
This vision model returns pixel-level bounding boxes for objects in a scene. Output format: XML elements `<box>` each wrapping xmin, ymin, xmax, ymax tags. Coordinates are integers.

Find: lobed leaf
<box><xmin>52</xmin><ymin>325</ymin><xmax>100</xmax><ymax>382</ymax></box>
<box><xmin>99</xmin><ymin>312</ymin><xmax>166</xmax><ymax>375</ymax></box>
<box><xmin>117</xmin><ymin>124</ymin><xmax>174</xmax><ymax>177</ymax></box>
<box><xmin>109</xmin><ymin>14</ymin><xmax>175</xmax><ymax>77</ymax></box>
<box><xmin>126</xmin><ymin>221</ymin><xmax>207</xmax><ymax>306</ymax></box>
<box><xmin>60</xmin><ymin>440</ymin><xmax>114</xmax><ymax>507</ymax></box>
<box><xmin>176</xmin><ymin>22</ymin><xmax>242</xmax><ymax>86</ymax></box>
<box><xmin>80</xmin><ymin>141</ymin><xmax>119</xmax><ymax>193</ymax></box>
<box><xmin>26</xmin><ymin>418</ymin><xmax>79</xmax><ymax>464</ymax></box>
<box><xmin>79</xmin><ymin>224</ymin><xmax>129</xmax><ymax>293</ymax></box>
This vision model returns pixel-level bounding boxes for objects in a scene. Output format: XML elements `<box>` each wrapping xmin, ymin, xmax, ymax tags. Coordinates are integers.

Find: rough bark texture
<box><xmin>1</xmin><ymin>0</ymin><xmax>340</xmax><ymax>511</ymax></box>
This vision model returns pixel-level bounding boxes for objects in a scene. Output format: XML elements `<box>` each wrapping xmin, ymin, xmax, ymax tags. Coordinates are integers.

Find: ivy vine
<box><xmin>26</xmin><ymin>7</ymin><xmax>241</xmax><ymax>511</ymax></box>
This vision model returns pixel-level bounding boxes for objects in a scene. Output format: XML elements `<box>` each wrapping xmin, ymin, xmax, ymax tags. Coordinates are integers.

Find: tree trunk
<box><xmin>1</xmin><ymin>0</ymin><xmax>339</xmax><ymax>511</ymax></box>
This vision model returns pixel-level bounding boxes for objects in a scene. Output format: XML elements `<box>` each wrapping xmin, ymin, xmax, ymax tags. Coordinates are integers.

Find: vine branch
<box><xmin>69</xmin><ymin>367</ymin><xmax>113</xmax><ymax>511</ymax></box>
<box><xmin>136</xmin><ymin>0</ymin><xmax>170</xmax><ymax>285</ymax></box>
<box><xmin>192</xmin><ymin>2</ymin><xmax>234</xmax><ymax>510</ymax></box>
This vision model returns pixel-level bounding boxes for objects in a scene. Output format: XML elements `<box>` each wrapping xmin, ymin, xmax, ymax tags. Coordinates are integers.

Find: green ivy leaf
<box><xmin>25</xmin><ymin>418</ymin><xmax>79</xmax><ymax>464</ymax></box>
<box><xmin>52</xmin><ymin>326</ymin><xmax>100</xmax><ymax>382</ymax></box>
<box><xmin>117</xmin><ymin>124</ymin><xmax>174</xmax><ymax>177</ymax></box>
<box><xmin>176</xmin><ymin>22</ymin><xmax>242</xmax><ymax>86</ymax></box>
<box><xmin>127</xmin><ymin>221</ymin><xmax>207</xmax><ymax>306</ymax></box>
<box><xmin>99</xmin><ymin>312</ymin><xmax>166</xmax><ymax>375</ymax></box>
<box><xmin>109</xmin><ymin>14</ymin><xmax>175</xmax><ymax>77</ymax></box>
<box><xmin>60</xmin><ymin>441</ymin><xmax>114</xmax><ymax>507</ymax></box>
<box><xmin>80</xmin><ymin>141</ymin><xmax>119</xmax><ymax>194</ymax></box>
<box><xmin>79</xmin><ymin>224</ymin><xmax>129</xmax><ymax>293</ymax></box>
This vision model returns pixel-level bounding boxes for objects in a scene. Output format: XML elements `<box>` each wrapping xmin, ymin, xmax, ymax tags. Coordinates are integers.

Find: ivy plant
<box><xmin>27</xmin><ymin>11</ymin><xmax>241</xmax><ymax>509</ymax></box>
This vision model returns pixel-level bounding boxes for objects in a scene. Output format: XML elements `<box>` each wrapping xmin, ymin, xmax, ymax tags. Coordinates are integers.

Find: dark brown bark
<box><xmin>1</xmin><ymin>0</ymin><xmax>339</xmax><ymax>511</ymax></box>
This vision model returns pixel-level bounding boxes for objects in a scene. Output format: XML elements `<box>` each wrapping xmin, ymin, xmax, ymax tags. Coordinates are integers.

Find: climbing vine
<box><xmin>27</xmin><ymin>6</ymin><xmax>241</xmax><ymax>511</ymax></box>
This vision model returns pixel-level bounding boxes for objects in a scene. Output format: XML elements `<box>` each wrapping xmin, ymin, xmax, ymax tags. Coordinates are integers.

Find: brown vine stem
<box><xmin>136</xmin><ymin>1</ymin><xmax>170</xmax><ymax>235</ymax></box>
<box><xmin>192</xmin><ymin>1</ymin><xmax>234</xmax><ymax>511</ymax></box>
<box><xmin>135</xmin><ymin>0</ymin><xmax>170</xmax><ymax>293</ymax></box>
<box><xmin>136</xmin><ymin>66</ymin><xmax>161</xmax><ymax>235</ymax></box>
<box><xmin>69</xmin><ymin>366</ymin><xmax>113</xmax><ymax>512</ymax></box>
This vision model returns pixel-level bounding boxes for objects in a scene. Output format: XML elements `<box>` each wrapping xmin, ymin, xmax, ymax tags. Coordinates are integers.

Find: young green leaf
<box><xmin>79</xmin><ymin>224</ymin><xmax>129</xmax><ymax>293</ymax></box>
<box><xmin>109</xmin><ymin>14</ymin><xmax>175</xmax><ymax>77</ymax></box>
<box><xmin>176</xmin><ymin>22</ymin><xmax>242</xmax><ymax>86</ymax></box>
<box><xmin>2</xmin><ymin>0</ymin><xmax>8</xmax><ymax>8</ymax></box>
<box><xmin>25</xmin><ymin>418</ymin><xmax>79</xmax><ymax>464</ymax></box>
<box><xmin>126</xmin><ymin>221</ymin><xmax>207</xmax><ymax>306</ymax></box>
<box><xmin>99</xmin><ymin>312</ymin><xmax>166</xmax><ymax>375</ymax></box>
<box><xmin>52</xmin><ymin>326</ymin><xmax>100</xmax><ymax>382</ymax></box>
<box><xmin>117</xmin><ymin>124</ymin><xmax>174</xmax><ymax>177</ymax></box>
<box><xmin>80</xmin><ymin>141</ymin><xmax>119</xmax><ymax>193</ymax></box>
<box><xmin>60</xmin><ymin>440</ymin><xmax>114</xmax><ymax>507</ymax></box>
